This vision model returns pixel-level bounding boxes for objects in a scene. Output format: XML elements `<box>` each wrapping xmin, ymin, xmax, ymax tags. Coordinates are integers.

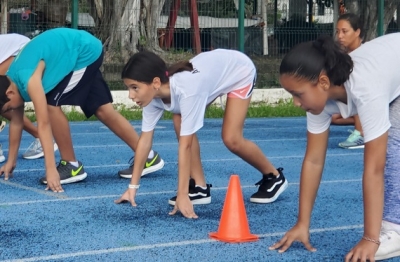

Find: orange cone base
<box><xmin>209</xmin><ymin>232</ymin><xmax>259</xmax><ymax>243</ymax></box>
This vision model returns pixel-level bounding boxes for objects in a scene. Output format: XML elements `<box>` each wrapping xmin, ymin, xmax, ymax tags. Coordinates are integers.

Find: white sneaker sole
<box><xmin>375</xmin><ymin>250</ymin><xmax>400</xmax><ymax>261</ymax></box>
<box><xmin>23</xmin><ymin>143</ymin><xmax>59</xmax><ymax>160</ymax></box>
<box><xmin>0</xmin><ymin>121</ymin><xmax>6</xmax><ymax>132</ymax></box>
<box><xmin>0</xmin><ymin>155</ymin><xmax>5</xmax><ymax>163</ymax></box>
<box><xmin>250</xmin><ymin>179</ymin><xmax>289</xmax><ymax>204</ymax></box>
<box><xmin>339</xmin><ymin>144</ymin><xmax>365</xmax><ymax>149</ymax></box>
<box><xmin>168</xmin><ymin>196</ymin><xmax>211</xmax><ymax>206</ymax></box>
<box><xmin>119</xmin><ymin>159</ymin><xmax>165</xmax><ymax>178</ymax></box>
<box><xmin>42</xmin><ymin>172</ymin><xmax>88</xmax><ymax>185</ymax></box>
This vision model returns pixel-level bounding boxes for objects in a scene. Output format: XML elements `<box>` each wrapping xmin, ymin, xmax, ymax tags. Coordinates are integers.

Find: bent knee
<box><xmin>222</xmin><ymin>134</ymin><xmax>243</xmax><ymax>153</ymax></box>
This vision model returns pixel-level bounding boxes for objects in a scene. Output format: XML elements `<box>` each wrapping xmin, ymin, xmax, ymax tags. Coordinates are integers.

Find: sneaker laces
<box><xmin>346</xmin><ymin>130</ymin><xmax>362</xmax><ymax>143</ymax></box>
<box><xmin>255</xmin><ymin>167</ymin><xmax>284</xmax><ymax>186</ymax></box>
<box><xmin>56</xmin><ymin>161</ymin><xmax>71</xmax><ymax>173</ymax></box>
<box><xmin>127</xmin><ymin>156</ymin><xmax>134</xmax><ymax>168</ymax></box>
<box><xmin>255</xmin><ymin>174</ymin><xmax>274</xmax><ymax>186</ymax></box>
<box><xmin>379</xmin><ymin>229</ymin><xmax>393</xmax><ymax>243</ymax></box>
<box><xmin>26</xmin><ymin>138</ymin><xmax>42</xmax><ymax>152</ymax></box>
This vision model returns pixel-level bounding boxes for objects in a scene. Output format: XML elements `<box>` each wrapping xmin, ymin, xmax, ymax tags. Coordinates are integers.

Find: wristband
<box><xmin>128</xmin><ymin>184</ymin><xmax>140</xmax><ymax>189</ymax></box>
<box><xmin>362</xmin><ymin>236</ymin><xmax>380</xmax><ymax>245</ymax></box>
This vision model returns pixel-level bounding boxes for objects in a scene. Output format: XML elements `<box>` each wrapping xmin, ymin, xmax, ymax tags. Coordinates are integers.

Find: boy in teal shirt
<box><xmin>0</xmin><ymin>28</ymin><xmax>164</xmax><ymax>192</ymax></box>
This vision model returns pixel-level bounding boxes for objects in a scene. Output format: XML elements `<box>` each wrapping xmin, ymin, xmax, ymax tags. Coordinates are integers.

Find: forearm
<box><xmin>177</xmin><ymin>143</ymin><xmax>191</xmax><ymax>195</ymax></box>
<box><xmin>8</xmin><ymin>116</ymin><xmax>24</xmax><ymax>164</ymax></box>
<box><xmin>37</xmin><ymin>121</ymin><xmax>56</xmax><ymax>170</ymax></box>
<box><xmin>363</xmin><ymin>171</ymin><xmax>384</xmax><ymax>239</ymax></box>
<box><xmin>130</xmin><ymin>136</ymin><xmax>152</xmax><ymax>185</ymax></box>
<box><xmin>298</xmin><ymin>160</ymin><xmax>324</xmax><ymax>227</ymax></box>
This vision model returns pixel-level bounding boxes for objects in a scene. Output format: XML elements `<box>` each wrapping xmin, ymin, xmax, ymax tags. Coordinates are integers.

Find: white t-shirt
<box><xmin>307</xmin><ymin>33</ymin><xmax>400</xmax><ymax>142</ymax></box>
<box><xmin>142</xmin><ymin>49</ymin><xmax>256</xmax><ymax>136</ymax></box>
<box><xmin>0</xmin><ymin>33</ymin><xmax>30</xmax><ymax>64</ymax></box>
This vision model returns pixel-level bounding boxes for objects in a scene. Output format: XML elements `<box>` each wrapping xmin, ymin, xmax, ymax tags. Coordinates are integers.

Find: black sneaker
<box><xmin>118</xmin><ymin>151</ymin><xmax>165</xmax><ymax>178</ymax></box>
<box><xmin>40</xmin><ymin>160</ymin><xmax>87</xmax><ymax>184</ymax></box>
<box><xmin>168</xmin><ymin>178</ymin><xmax>212</xmax><ymax>205</ymax></box>
<box><xmin>250</xmin><ymin>167</ymin><xmax>288</xmax><ymax>204</ymax></box>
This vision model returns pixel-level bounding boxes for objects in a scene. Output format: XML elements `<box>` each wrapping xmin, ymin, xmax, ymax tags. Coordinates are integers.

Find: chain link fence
<box><xmin>0</xmin><ymin>0</ymin><xmax>399</xmax><ymax>90</ymax></box>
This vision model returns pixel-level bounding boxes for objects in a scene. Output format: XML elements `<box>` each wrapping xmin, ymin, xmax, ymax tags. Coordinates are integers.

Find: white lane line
<box><xmin>0</xmin><ymin>224</ymin><xmax>363</xmax><ymax>262</ymax></box>
<box><xmin>0</xmin><ymin>179</ymin><xmax>361</xmax><ymax>206</ymax></box>
<box><xmin>0</xmin><ymin>180</ymin><xmax>67</xmax><ymax>199</ymax></box>
<box><xmin>0</xmin><ymin>126</ymin><xmax>308</xmax><ymax>138</ymax></box>
<box><xmin>4</xmin><ymin>152</ymin><xmax>363</xmax><ymax>173</ymax></box>
<box><xmin>1</xmin><ymin>137</ymin><xmax>362</xmax><ymax>151</ymax></box>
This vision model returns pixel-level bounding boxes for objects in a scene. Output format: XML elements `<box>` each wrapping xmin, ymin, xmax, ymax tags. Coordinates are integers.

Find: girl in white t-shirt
<box><xmin>270</xmin><ymin>34</ymin><xmax>400</xmax><ymax>261</ymax></box>
<box><xmin>0</xmin><ymin>33</ymin><xmax>58</xmax><ymax>162</ymax></box>
<box><xmin>115</xmin><ymin>49</ymin><xmax>288</xmax><ymax>218</ymax></box>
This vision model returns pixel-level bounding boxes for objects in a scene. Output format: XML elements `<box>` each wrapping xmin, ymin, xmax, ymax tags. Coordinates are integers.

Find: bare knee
<box><xmin>95</xmin><ymin>104</ymin><xmax>113</xmax><ymax>120</ymax></box>
<box><xmin>222</xmin><ymin>133</ymin><xmax>242</xmax><ymax>153</ymax></box>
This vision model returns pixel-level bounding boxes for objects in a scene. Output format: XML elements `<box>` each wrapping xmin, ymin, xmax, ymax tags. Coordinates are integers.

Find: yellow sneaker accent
<box><xmin>71</xmin><ymin>165</ymin><xmax>83</xmax><ymax>176</ymax></box>
<box><xmin>145</xmin><ymin>154</ymin><xmax>158</xmax><ymax>168</ymax></box>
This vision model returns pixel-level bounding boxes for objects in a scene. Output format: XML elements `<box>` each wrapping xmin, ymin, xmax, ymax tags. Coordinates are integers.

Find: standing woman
<box><xmin>115</xmin><ymin>49</ymin><xmax>288</xmax><ymax>218</ymax></box>
<box><xmin>270</xmin><ymin>34</ymin><xmax>400</xmax><ymax>261</ymax></box>
<box><xmin>332</xmin><ymin>13</ymin><xmax>365</xmax><ymax>149</ymax></box>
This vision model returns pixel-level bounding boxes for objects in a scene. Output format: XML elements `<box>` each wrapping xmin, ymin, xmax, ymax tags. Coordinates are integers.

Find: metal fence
<box><xmin>0</xmin><ymin>0</ymin><xmax>398</xmax><ymax>89</ymax></box>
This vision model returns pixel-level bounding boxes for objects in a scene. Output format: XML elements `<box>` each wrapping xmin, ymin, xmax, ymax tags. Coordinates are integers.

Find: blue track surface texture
<box><xmin>1</xmin><ymin>117</ymin><xmax>398</xmax><ymax>262</ymax></box>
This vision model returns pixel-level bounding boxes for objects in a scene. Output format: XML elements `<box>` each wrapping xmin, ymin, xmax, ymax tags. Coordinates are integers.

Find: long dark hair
<box><xmin>280</xmin><ymin>35</ymin><xmax>353</xmax><ymax>86</ymax></box>
<box><xmin>338</xmin><ymin>13</ymin><xmax>364</xmax><ymax>39</ymax></box>
<box><xmin>121</xmin><ymin>51</ymin><xmax>193</xmax><ymax>84</ymax></box>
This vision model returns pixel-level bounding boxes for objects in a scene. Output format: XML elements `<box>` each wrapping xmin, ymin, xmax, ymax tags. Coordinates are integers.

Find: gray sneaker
<box><xmin>0</xmin><ymin>144</ymin><xmax>5</xmax><ymax>163</ymax></box>
<box><xmin>40</xmin><ymin>160</ymin><xmax>87</xmax><ymax>184</ymax></box>
<box><xmin>118</xmin><ymin>151</ymin><xmax>165</xmax><ymax>178</ymax></box>
<box><xmin>23</xmin><ymin>138</ymin><xmax>59</xmax><ymax>160</ymax></box>
<box><xmin>0</xmin><ymin>120</ymin><xmax>6</xmax><ymax>132</ymax></box>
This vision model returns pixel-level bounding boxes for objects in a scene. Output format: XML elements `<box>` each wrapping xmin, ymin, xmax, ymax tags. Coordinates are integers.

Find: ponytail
<box><xmin>167</xmin><ymin>61</ymin><xmax>193</xmax><ymax>77</ymax></box>
<box><xmin>280</xmin><ymin>35</ymin><xmax>353</xmax><ymax>85</ymax></box>
<box><xmin>122</xmin><ymin>51</ymin><xmax>194</xmax><ymax>84</ymax></box>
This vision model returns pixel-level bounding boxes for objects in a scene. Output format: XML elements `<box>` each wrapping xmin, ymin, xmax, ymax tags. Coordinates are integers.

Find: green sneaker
<box><xmin>118</xmin><ymin>151</ymin><xmax>164</xmax><ymax>178</ymax></box>
<box><xmin>338</xmin><ymin>129</ymin><xmax>365</xmax><ymax>149</ymax></box>
<box><xmin>40</xmin><ymin>160</ymin><xmax>87</xmax><ymax>184</ymax></box>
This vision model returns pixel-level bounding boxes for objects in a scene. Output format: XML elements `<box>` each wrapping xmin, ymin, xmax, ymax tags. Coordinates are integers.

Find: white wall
<box><xmin>24</xmin><ymin>88</ymin><xmax>293</xmax><ymax>113</ymax></box>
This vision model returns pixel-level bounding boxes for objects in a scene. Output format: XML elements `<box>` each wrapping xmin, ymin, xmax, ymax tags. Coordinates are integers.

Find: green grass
<box><xmin>23</xmin><ymin>100</ymin><xmax>305</xmax><ymax>122</ymax></box>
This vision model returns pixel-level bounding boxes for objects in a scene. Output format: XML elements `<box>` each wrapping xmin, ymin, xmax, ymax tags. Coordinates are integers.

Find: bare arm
<box><xmin>177</xmin><ymin>134</ymin><xmax>194</xmax><ymax>196</ymax></box>
<box><xmin>26</xmin><ymin>61</ymin><xmax>63</xmax><ymax>192</ymax></box>
<box><xmin>115</xmin><ymin>130</ymin><xmax>154</xmax><ymax>206</ymax></box>
<box><xmin>270</xmin><ymin>129</ymin><xmax>329</xmax><ymax>252</ymax></box>
<box><xmin>129</xmin><ymin>131</ymin><xmax>154</xmax><ymax>186</ymax></box>
<box><xmin>27</xmin><ymin>61</ymin><xmax>56</xmax><ymax>172</ymax></box>
<box><xmin>344</xmin><ymin>132</ymin><xmax>386</xmax><ymax>262</ymax></box>
<box><xmin>298</xmin><ymin>129</ymin><xmax>330</xmax><ymax>227</ymax></box>
<box><xmin>7</xmin><ymin>107</ymin><xmax>24</xmax><ymax>164</ymax></box>
<box><xmin>362</xmin><ymin>133</ymin><xmax>386</xmax><ymax>240</ymax></box>
<box><xmin>0</xmin><ymin>107</ymin><xmax>24</xmax><ymax>179</ymax></box>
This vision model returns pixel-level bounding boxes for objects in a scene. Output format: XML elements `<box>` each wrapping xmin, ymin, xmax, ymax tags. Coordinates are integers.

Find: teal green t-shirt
<box><xmin>7</xmin><ymin>28</ymin><xmax>103</xmax><ymax>102</ymax></box>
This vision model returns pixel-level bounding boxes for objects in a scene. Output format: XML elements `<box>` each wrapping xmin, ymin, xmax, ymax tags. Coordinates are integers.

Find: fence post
<box><xmin>238</xmin><ymin>0</ymin><xmax>245</xmax><ymax>52</ymax></box>
<box><xmin>71</xmin><ymin>0</ymin><xmax>79</xmax><ymax>29</ymax></box>
<box><xmin>377</xmin><ymin>0</ymin><xmax>384</xmax><ymax>36</ymax></box>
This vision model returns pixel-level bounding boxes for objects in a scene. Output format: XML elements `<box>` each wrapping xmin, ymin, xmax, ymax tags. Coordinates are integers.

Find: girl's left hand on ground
<box><xmin>169</xmin><ymin>195</ymin><xmax>198</xmax><ymax>219</ymax></box>
<box><xmin>0</xmin><ymin>161</ymin><xmax>16</xmax><ymax>180</ymax></box>
<box><xmin>345</xmin><ymin>238</ymin><xmax>379</xmax><ymax>262</ymax></box>
<box><xmin>114</xmin><ymin>188</ymin><xmax>138</xmax><ymax>206</ymax></box>
<box><xmin>45</xmin><ymin>171</ymin><xmax>64</xmax><ymax>193</ymax></box>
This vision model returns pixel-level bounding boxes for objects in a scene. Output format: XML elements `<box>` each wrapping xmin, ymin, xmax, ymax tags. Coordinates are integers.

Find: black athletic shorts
<box><xmin>45</xmin><ymin>52</ymin><xmax>113</xmax><ymax>118</ymax></box>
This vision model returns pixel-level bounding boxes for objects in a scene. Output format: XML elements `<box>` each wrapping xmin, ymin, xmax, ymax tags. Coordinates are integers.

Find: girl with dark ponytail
<box><xmin>271</xmin><ymin>34</ymin><xmax>400</xmax><ymax>261</ymax></box>
<box><xmin>116</xmin><ymin>49</ymin><xmax>289</xmax><ymax>218</ymax></box>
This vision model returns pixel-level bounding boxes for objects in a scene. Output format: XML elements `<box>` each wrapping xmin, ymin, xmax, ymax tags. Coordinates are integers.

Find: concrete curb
<box><xmin>24</xmin><ymin>88</ymin><xmax>292</xmax><ymax>112</ymax></box>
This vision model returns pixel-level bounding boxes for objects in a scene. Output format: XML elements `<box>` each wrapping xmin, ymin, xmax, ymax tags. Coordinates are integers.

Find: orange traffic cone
<box><xmin>209</xmin><ymin>175</ymin><xmax>259</xmax><ymax>243</ymax></box>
